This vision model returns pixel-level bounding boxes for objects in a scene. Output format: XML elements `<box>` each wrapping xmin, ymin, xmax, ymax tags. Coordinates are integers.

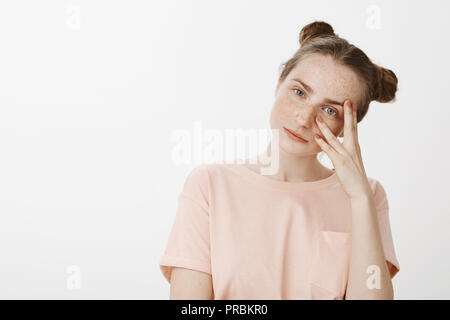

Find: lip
<box><xmin>283</xmin><ymin>127</ymin><xmax>308</xmax><ymax>143</ymax></box>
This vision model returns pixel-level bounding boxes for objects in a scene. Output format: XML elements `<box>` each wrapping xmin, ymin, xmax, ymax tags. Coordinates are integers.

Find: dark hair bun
<box><xmin>374</xmin><ymin>65</ymin><xmax>398</xmax><ymax>103</ymax></box>
<box><xmin>299</xmin><ymin>21</ymin><xmax>336</xmax><ymax>46</ymax></box>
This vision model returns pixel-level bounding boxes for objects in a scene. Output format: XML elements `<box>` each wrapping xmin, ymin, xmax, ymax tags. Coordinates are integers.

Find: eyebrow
<box><xmin>291</xmin><ymin>78</ymin><xmax>344</xmax><ymax>108</ymax></box>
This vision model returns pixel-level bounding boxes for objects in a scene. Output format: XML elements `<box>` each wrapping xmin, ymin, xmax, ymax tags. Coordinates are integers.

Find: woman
<box><xmin>159</xmin><ymin>21</ymin><xmax>400</xmax><ymax>300</ymax></box>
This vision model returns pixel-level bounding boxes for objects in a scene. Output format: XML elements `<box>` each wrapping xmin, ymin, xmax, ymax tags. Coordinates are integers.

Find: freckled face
<box><xmin>270</xmin><ymin>53</ymin><xmax>364</xmax><ymax>155</ymax></box>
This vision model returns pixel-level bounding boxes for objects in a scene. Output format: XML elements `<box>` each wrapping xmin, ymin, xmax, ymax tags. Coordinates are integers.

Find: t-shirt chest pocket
<box><xmin>307</xmin><ymin>230</ymin><xmax>352</xmax><ymax>300</ymax></box>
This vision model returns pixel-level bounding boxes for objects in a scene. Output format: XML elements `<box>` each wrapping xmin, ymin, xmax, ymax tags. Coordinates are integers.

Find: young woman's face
<box><xmin>271</xmin><ymin>53</ymin><xmax>364</xmax><ymax>156</ymax></box>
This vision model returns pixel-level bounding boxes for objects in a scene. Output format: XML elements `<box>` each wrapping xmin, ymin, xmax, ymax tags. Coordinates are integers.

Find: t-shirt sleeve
<box><xmin>371</xmin><ymin>179</ymin><xmax>400</xmax><ymax>279</ymax></box>
<box><xmin>159</xmin><ymin>165</ymin><xmax>212</xmax><ymax>283</ymax></box>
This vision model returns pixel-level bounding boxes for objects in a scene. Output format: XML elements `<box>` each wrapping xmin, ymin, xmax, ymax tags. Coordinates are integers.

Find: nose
<box><xmin>294</xmin><ymin>105</ymin><xmax>318</xmax><ymax>128</ymax></box>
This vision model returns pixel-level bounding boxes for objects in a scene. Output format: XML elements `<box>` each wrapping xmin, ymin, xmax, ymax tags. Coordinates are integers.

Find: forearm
<box><xmin>345</xmin><ymin>194</ymin><xmax>393</xmax><ymax>300</ymax></box>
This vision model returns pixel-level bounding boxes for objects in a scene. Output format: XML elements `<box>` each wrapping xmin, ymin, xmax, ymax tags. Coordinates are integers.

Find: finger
<box><xmin>314</xmin><ymin>134</ymin><xmax>339</xmax><ymax>162</ymax></box>
<box><xmin>353</xmin><ymin>101</ymin><xmax>358</xmax><ymax>136</ymax></box>
<box><xmin>316</xmin><ymin>116</ymin><xmax>348</xmax><ymax>155</ymax></box>
<box><xmin>343</xmin><ymin>100</ymin><xmax>354</xmax><ymax>144</ymax></box>
<box><xmin>350</xmin><ymin>103</ymin><xmax>364</xmax><ymax>166</ymax></box>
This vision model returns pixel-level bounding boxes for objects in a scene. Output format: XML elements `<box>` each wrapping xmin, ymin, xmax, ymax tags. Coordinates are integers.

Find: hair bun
<box><xmin>299</xmin><ymin>21</ymin><xmax>336</xmax><ymax>46</ymax></box>
<box><xmin>374</xmin><ymin>65</ymin><xmax>398</xmax><ymax>103</ymax></box>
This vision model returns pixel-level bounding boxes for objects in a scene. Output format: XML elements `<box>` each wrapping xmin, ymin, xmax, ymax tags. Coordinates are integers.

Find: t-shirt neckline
<box><xmin>226</xmin><ymin>159</ymin><xmax>340</xmax><ymax>192</ymax></box>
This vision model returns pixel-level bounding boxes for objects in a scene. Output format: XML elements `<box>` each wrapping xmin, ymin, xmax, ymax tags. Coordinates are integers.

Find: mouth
<box><xmin>283</xmin><ymin>127</ymin><xmax>309</xmax><ymax>143</ymax></box>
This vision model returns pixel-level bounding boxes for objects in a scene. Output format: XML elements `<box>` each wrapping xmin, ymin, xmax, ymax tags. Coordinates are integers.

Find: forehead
<box><xmin>287</xmin><ymin>54</ymin><xmax>363</xmax><ymax>103</ymax></box>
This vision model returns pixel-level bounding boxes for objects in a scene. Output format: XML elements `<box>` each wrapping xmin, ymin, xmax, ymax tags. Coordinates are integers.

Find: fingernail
<box><xmin>316</xmin><ymin>116</ymin><xmax>322</xmax><ymax>122</ymax></box>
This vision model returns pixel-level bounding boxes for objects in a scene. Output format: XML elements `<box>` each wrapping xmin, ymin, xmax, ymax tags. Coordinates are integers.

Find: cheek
<box><xmin>325</xmin><ymin>121</ymin><xmax>343</xmax><ymax>136</ymax></box>
<box><xmin>273</xmin><ymin>96</ymin><xmax>296</xmax><ymax>117</ymax></box>
<box><xmin>335</xmin><ymin>119</ymin><xmax>345</xmax><ymax>132</ymax></box>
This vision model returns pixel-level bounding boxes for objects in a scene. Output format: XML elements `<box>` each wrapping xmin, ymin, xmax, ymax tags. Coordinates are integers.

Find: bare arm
<box><xmin>345</xmin><ymin>195</ymin><xmax>394</xmax><ymax>300</ymax></box>
<box><xmin>169</xmin><ymin>267</ymin><xmax>214</xmax><ymax>300</ymax></box>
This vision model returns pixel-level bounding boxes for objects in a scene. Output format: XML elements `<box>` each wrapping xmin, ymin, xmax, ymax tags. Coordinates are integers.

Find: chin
<box><xmin>279</xmin><ymin>137</ymin><xmax>307</xmax><ymax>154</ymax></box>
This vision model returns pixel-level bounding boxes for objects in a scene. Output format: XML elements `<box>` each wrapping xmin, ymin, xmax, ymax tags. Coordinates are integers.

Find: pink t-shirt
<box><xmin>159</xmin><ymin>161</ymin><xmax>400</xmax><ymax>299</ymax></box>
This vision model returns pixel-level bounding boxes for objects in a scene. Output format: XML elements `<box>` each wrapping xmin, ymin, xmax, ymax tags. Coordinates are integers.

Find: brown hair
<box><xmin>278</xmin><ymin>21</ymin><xmax>398</xmax><ymax>123</ymax></box>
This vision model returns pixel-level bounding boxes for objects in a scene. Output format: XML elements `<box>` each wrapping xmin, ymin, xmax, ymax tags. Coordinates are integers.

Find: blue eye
<box><xmin>294</xmin><ymin>89</ymin><xmax>338</xmax><ymax>117</ymax></box>
<box><xmin>294</xmin><ymin>89</ymin><xmax>305</xmax><ymax>97</ymax></box>
<box><xmin>324</xmin><ymin>107</ymin><xmax>337</xmax><ymax>117</ymax></box>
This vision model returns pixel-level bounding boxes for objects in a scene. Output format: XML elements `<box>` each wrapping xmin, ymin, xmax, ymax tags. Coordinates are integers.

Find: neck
<box><xmin>250</xmin><ymin>142</ymin><xmax>331</xmax><ymax>183</ymax></box>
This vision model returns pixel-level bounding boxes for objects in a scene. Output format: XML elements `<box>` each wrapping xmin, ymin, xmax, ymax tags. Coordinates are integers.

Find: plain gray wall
<box><xmin>0</xmin><ymin>0</ymin><xmax>449</xmax><ymax>299</ymax></box>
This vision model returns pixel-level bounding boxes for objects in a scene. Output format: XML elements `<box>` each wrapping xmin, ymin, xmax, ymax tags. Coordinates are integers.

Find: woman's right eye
<box><xmin>294</xmin><ymin>89</ymin><xmax>305</xmax><ymax>97</ymax></box>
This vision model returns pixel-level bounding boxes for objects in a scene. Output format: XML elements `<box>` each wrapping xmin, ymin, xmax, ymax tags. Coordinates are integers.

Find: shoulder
<box><xmin>366</xmin><ymin>176</ymin><xmax>389</xmax><ymax>211</ymax></box>
<box><xmin>186</xmin><ymin>162</ymin><xmax>225</xmax><ymax>178</ymax></box>
<box><xmin>366</xmin><ymin>176</ymin><xmax>388</xmax><ymax>196</ymax></box>
<box><xmin>180</xmin><ymin>162</ymin><xmax>239</xmax><ymax>207</ymax></box>
<box><xmin>187</xmin><ymin>161</ymin><xmax>236</xmax><ymax>179</ymax></box>
<box><xmin>182</xmin><ymin>161</ymin><xmax>233</xmax><ymax>191</ymax></box>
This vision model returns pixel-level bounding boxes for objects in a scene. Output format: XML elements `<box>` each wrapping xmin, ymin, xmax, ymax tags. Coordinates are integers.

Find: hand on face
<box><xmin>314</xmin><ymin>99</ymin><xmax>371</xmax><ymax>199</ymax></box>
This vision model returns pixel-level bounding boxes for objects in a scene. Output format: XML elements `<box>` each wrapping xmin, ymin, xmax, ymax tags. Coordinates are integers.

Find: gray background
<box><xmin>0</xmin><ymin>0</ymin><xmax>448</xmax><ymax>299</ymax></box>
